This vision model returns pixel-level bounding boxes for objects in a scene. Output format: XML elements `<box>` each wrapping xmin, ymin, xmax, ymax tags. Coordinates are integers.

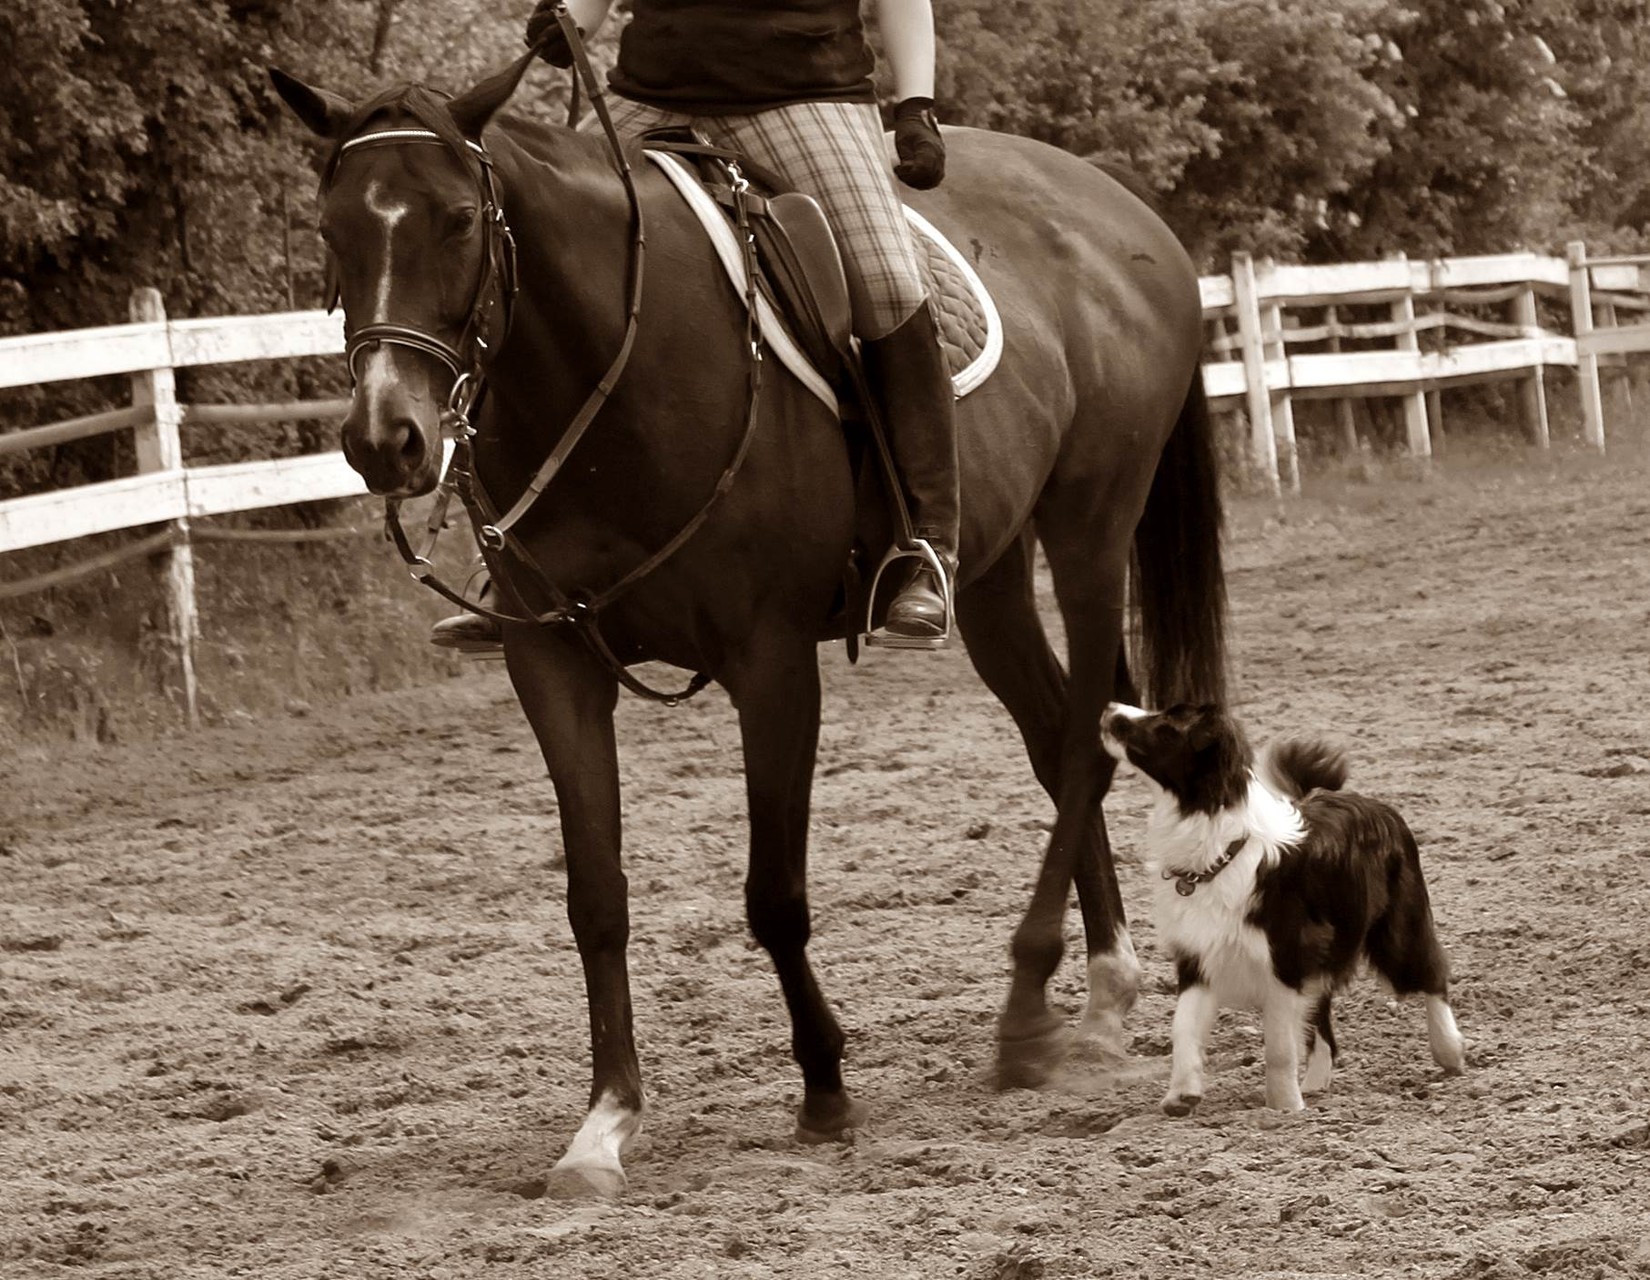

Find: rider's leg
<box><xmin>429</xmin><ymin>97</ymin><xmax>690</xmax><ymax>651</ymax></box>
<box><xmin>714</xmin><ymin>101</ymin><xmax>958</xmax><ymax>638</ymax></box>
<box><xmin>858</xmin><ymin>299</ymin><xmax>957</xmax><ymax>637</ymax></box>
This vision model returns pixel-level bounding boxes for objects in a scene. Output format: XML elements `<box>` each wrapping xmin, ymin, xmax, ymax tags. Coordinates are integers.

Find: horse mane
<box><xmin>320</xmin><ymin>83</ymin><xmax>474</xmax><ymax>189</ymax></box>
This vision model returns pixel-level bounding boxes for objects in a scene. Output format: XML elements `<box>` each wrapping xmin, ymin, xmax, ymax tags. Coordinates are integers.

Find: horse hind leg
<box><xmin>955</xmin><ymin>530</ymin><xmax>1142</xmax><ymax>1086</ymax></box>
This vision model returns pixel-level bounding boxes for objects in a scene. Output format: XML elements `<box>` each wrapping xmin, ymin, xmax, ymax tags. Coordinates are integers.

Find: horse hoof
<box><xmin>995</xmin><ymin>1020</ymin><xmax>1070</xmax><ymax>1090</ymax></box>
<box><xmin>795</xmin><ymin>1094</ymin><xmax>870</xmax><ymax>1145</ymax></box>
<box><xmin>1161</xmin><ymin>1092</ymin><xmax>1200</xmax><ymax>1117</ymax></box>
<box><xmin>544</xmin><ymin>1163</ymin><xmax>626</xmax><ymax>1203</ymax></box>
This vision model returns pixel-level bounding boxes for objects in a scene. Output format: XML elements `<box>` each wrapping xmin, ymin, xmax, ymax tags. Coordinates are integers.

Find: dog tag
<box><xmin>1174</xmin><ymin>876</ymin><xmax>1197</xmax><ymax>896</ymax></box>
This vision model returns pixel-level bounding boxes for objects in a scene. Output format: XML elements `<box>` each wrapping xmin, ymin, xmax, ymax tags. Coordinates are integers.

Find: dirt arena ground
<box><xmin>5</xmin><ymin>447</ymin><xmax>1649</xmax><ymax>1278</ymax></box>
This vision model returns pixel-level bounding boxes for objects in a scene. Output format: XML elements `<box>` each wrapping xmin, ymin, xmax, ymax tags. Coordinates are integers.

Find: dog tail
<box><xmin>1259</xmin><ymin>737</ymin><xmax>1349</xmax><ymax>800</ymax></box>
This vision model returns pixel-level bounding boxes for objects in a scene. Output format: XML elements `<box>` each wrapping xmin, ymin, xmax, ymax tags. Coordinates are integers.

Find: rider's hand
<box><xmin>525</xmin><ymin>0</ymin><xmax>579</xmax><ymax>68</ymax></box>
<box><xmin>892</xmin><ymin>97</ymin><xmax>945</xmax><ymax>190</ymax></box>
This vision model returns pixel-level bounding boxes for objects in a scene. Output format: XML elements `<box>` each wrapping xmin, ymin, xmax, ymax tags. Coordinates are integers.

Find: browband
<box><xmin>339</xmin><ymin>129</ymin><xmax>488</xmax><ymax>157</ymax></box>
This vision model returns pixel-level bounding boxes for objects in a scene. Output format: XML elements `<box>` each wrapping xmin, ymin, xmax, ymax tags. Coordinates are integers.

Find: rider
<box><xmin>430</xmin><ymin>0</ymin><xmax>959</xmax><ymax>647</ymax></box>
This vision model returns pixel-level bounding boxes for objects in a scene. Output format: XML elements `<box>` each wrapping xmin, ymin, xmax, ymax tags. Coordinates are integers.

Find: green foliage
<box><xmin>1535</xmin><ymin>0</ymin><xmax>1650</xmax><ymax>250</ymax></box>
<box><xmin>2</xmin><ymin>0</ymin><xmax>1643</xmax><ymax>335</ymax></box>
<box><xmin>0</xmin><ymin>1</ymin><xmax>598</xmax><ymax>496</ymax></box>
<box><xmin>931</xmin><ymin>0</ymin><xmax>1609</xmax><ymax>265</ymax></box>
<box><xmin>1316</xmin><ymin>0</ymin><xmax>1587</xmax><ymax>259</ymax></box>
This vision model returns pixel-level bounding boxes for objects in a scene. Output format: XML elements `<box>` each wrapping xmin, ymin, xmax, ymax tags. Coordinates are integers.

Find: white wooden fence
<box><xmin>1200</xmin><ymin>241</ymin><xmax>1643</xmax><ymax>494</ymax></box>
<box><xmin>2</xmin><ymin>243</ymin><xmax>1647</xmax><ymax>724</ymax></box>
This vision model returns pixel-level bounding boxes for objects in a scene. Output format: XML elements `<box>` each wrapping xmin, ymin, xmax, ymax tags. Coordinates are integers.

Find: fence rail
<box><xmin>4</xmin><ymin>242</ymin><xmax>1649</xmax><ymax>723</ymax></box>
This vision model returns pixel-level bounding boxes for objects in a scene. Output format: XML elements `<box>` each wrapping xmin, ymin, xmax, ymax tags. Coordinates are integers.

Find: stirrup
<box><xmin>430</xmin><ymin>610</ymin><xmax>505</xmax><ymax>660</ymax></box>
<box><xmin>864</xmin><ymin>538</ymin><xmax>954</xmax><ymax>650</ymax></box>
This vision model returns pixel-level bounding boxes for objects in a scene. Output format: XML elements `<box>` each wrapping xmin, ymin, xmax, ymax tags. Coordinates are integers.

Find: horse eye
<box><xmin>446</xmin><ymin>207</ymin><xmax>479</xmax><ymax>238</ymax></box>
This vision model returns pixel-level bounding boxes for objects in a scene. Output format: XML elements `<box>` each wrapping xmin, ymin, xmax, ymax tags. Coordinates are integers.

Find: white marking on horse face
<box><xmin>363</xmin><ymin>178</ymin><xmax>410</xmax><ymax>323</ymax></box>
<box><xmin>353</xmin><ymin>179</ymin><xmax>419</xmax><ymax>428</ymax></box>
<box><xmin>357</xmin><ymin>344</ymin><xmax>397</xmax><ymax>405</ymax></box>
<box><xmin>553</xmin><ymin>1090</ymin><xmax>642</xmax><ymax>1179</ymax></box>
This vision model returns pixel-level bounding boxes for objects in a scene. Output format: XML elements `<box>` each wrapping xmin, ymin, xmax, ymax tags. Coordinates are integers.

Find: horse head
<box><xmin>270</xmin><ymin>61</ymin><xmax>532</xmax><ymax>497</ymax></box>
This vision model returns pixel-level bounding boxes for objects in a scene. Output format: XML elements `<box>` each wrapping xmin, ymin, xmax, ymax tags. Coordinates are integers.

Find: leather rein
<box><xmin>334</xmin><ymin>12</ymin><xmax>764</xmax><ymax>704</ymax></box>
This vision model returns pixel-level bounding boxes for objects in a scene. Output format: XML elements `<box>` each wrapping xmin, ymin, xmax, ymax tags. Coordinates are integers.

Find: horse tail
<box><xmin>1130</xmin><ymin>372</ymin><xmax>1228</xmax><ymax>709</ymax></box>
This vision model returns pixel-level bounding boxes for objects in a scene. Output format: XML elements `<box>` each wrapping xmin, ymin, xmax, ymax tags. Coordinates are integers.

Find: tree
<box><xmin>1317</xmin><ymin>0</ymin><xmax>1586</xmax><ymax>259</ymax></box>
<box><xmin>931</xmin><ymin>0</ymin><xmax>1404</xmax><ymax>263</ymax></box>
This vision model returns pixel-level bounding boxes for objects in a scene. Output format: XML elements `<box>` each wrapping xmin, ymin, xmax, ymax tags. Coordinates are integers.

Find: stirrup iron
<box><xmin>864</xmin><ymin>537</ymin><xmax>954</xmax><ymax>650</ymax></box>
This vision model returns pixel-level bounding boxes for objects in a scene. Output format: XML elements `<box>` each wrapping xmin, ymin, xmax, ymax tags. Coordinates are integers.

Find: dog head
<box><xmin>1100</xmin><ymin>702</ymin><xmax>1253</xmax><ymax>816</ymax></box>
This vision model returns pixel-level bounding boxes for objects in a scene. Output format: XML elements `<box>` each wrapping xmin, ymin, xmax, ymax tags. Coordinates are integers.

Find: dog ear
<box><xmin>1185</xmin><ymin>704</ymin><xmax>1224</xmax><ymax>750</ymax></box>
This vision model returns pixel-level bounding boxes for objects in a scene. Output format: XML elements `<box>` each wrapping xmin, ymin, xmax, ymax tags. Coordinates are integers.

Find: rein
<box><xmin>348</xmin><ymin>9</ymin><xmax>766</xmax><ymax>705</ymax></box>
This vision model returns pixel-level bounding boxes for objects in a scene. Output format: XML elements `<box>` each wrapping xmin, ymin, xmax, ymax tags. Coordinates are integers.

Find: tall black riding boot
<box><xmin>860</xmin><ymin>301</ymin><xmax>960</xmax><ymax>638</ymax></box>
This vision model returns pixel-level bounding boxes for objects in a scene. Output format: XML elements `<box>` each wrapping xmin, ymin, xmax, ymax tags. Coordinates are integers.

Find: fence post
<box><xmin>1596</xmin><ymin>297</ymin><xmax>1635</xmax><ymax>429</ymax></box>
<box><xmin>1258</xmin><ymin>261</ymin><xmax>1299</xmax><ymax>492</ymax></box>
<box><xmin>1390</xmin><ymin>253</ymin><xmax>1431</xmax><ymax>458</ymax></box>
<box><xmin>1325</xmin><ymin>305</ymin><xmax>1359</xmax><ymax>455</ymax></box>
<box><xmin>1566</xmin><ymin>241</ymin><xmax>1607</xmax><ymax>450</ymax></box>
<box><xmin>129</xmin><ymin>287</ymin><xmax>200</xmax><ymax>728</ymax></box>
<box><xmin>1232</xmin><ymin>251</ymin><xmax>1281</xmax><ymax>496</ymax></box>
<box><xmin>1512</xmin><ymin>284</ymin><xmax>1550</xmax><ymax>448</ymax></box>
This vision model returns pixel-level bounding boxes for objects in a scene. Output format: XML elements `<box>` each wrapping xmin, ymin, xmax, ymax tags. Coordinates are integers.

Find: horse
<box><xmin>271</xmin><ymin>52</ymin><xmax>1227</xmax><ymax>1200</ymax></box>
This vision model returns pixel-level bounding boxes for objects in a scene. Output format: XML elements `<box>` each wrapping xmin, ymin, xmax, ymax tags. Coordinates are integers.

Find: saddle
<box><xmin>640</xmin><ymin>130</ymin><xmax>1002</xmax><ymax>407</ymax></box>
<box><xmin>640</xmin><ymin>130</ymin><xmax>856</xmax><ymax>389</ymax></box>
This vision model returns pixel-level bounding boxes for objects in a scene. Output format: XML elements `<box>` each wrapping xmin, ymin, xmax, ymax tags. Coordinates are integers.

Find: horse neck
<box><xmin>486</xmin><ymin>128</ymin><xmax>636</xmax><ymax>427</ymax></box>
<box><xmin>477</xmin><ymin>126</ymin><xmax>758</xmax><ymax>524</ymax></box>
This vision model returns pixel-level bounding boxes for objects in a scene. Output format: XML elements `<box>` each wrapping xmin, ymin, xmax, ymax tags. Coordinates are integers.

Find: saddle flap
<box><xmin>759</xmin><ymin>192</ymin><xmax>854</xmax><ymax>358</ymax></box>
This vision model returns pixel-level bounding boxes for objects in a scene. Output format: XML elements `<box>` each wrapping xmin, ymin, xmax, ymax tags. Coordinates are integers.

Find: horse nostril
<box><xmin>388</xmin><ymin>418</ymin><xmax>426</xmax><ymax>471</ymax></box>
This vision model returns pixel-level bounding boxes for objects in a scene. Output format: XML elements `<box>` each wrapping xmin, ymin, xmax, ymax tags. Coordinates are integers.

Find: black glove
<box><xmin>893</xmin><ymin>97</ymin><xmax>945</xmax><ymax>190</ymax></box>
<box><xmin>525</xmin><ymin>0</ymin><xmax>579</xmax><ymax>68</ymax></box>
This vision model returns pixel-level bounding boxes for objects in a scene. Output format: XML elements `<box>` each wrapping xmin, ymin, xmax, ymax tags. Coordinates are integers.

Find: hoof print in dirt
<box><xmin>307</xmin><ymin>1158</ymin><xmax>350</xmax><ymax>1194</ymax></box>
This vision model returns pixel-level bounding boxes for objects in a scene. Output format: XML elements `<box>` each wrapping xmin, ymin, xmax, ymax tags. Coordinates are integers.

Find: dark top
<box><xmin>608</xmin><ymin>0</ymin><xmax>878</xmax><ymax>115</ymax></box>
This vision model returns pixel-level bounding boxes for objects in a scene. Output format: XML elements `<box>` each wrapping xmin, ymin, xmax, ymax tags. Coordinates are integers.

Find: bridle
<box><xmin>334</xmin><ymin>129</ymin><xmax>519</xmax><ymax>407</ymax></box>
<box><xmin>327</xmin><ymin>12</ymin><xmax>764</xmax><ymax>704</ymax></box>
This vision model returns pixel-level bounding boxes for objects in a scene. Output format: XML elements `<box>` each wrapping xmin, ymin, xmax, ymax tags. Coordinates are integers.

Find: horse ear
<box><xmin>269</xmin><ymin>66</ymin><xmax>355</xmax><ymax>138</ymax></box>
<box><xmin>448</xmin><ymin>50</ymin><xmax>538</xmax><ymax>140</ymax></box>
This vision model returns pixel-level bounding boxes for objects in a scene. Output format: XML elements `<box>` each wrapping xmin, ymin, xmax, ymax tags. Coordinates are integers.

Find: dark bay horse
<box><xmin>272</xmin><ymin>57</ymin><xmax>1226</xmax><ymax>1199</ymax></box>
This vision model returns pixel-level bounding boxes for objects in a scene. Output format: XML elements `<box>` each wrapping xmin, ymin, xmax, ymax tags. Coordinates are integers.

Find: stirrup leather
<box><xmin>864</xmin><ymin>538</ymin><xmax>955</xmax><ymax>650</ymax></box>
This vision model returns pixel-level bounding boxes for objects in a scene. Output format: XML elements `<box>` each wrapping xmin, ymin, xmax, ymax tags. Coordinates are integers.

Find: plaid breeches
<box><xmin>583</xmin><ymin>96</ymin><xmax>927</xmax><ymax>339</ymax></box>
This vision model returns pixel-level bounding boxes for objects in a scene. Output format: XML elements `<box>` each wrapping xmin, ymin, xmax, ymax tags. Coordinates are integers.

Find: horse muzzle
<box><xmin>340</xmin><ymin>401</ymin><xmax>442</xmax><ymax>497</ymax></box>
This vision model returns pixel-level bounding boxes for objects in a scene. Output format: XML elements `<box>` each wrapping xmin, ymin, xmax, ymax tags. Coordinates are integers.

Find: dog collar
<box><xmin>1163</xmin><ymin>835</ymin><xmax>1248</xmax><ymax>897</ymax></box>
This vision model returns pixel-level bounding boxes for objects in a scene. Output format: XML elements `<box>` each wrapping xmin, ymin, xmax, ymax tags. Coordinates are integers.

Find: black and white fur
<box><xmin>1100</xmin><ymin>702</ymin><xmax>1466</xmax><ymax>1115</ymax></box>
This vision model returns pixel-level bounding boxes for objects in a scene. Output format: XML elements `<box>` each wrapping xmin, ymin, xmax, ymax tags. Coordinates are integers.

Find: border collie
<box><xmin>1099</xmin><ymin>702</ymin><xmax>1466</xmax><ymax>1114</ymax></box>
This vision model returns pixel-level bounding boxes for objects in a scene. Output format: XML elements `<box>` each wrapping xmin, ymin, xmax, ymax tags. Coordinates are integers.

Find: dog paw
<box><xmin>1161</xmin><ymin>1091</ymin><xmax>1201</xmax><ymax>1117</ymax></box>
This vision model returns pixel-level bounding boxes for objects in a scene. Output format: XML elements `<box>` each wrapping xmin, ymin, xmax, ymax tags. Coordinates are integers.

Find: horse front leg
<box><xmin>504</xmin><ymin>628</ymin><xmax>639</xmax><ymax>1201</ymax></box>
<box><xmin>724</xmin><ymin>636</ymin><xmax>868</xmax><ymax>1142</ymax></box>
